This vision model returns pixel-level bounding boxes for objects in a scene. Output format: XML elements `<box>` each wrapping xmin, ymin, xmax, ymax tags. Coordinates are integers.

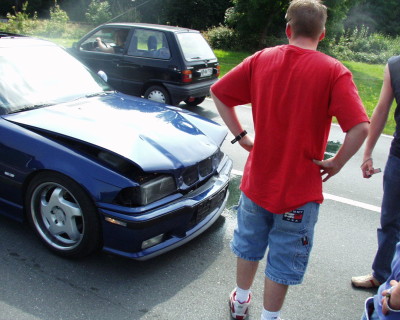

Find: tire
<box><xmin>144</xmin><ymin>85</ymin><xmax>171</xmax><ymax>104</ymax></box>
<box><xmin>26</xmin><ymin>172</ymin><xmax>101</xmax><ymax>258</ymax></box>
<box><xmin>184</xmin><ymin>96</ymin><xmax>206</xmax><ymax>107</ymax></box>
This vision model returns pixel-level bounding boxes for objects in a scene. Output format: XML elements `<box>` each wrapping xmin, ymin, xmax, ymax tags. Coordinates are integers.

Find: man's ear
<box><xmin>319</xmin><ymin>28</ymin><xmax>326</xmax><ymax>41</ymax></box>
<box><xmin>286</xmin><ymin>24</ymin><xmax>292</xmax><ymax>39</ymax></box>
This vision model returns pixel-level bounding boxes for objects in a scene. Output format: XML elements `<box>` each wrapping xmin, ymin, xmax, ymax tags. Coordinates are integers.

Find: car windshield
<box><xmin>176</xmin><ymin>32</ymin><xmax>216</xmax><ymax>61</ymax></box>
<box><xmin>0</xmin><ymin>45</ymin><xmax>112</xmax><ymax>114</ymax></box>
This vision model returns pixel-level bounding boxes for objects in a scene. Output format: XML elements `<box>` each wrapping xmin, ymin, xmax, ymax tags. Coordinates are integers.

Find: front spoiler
<box><xmin>99</xmin><ymin>156</ymin><xmax>232</xmax><ymax>260</ymax></box>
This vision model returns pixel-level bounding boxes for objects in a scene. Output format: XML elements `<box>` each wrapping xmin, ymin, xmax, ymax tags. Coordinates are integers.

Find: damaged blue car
<box><xmin>0</xmin><ymin>33</ymin><xmax>232</xmax><ymax>260</ymax></box>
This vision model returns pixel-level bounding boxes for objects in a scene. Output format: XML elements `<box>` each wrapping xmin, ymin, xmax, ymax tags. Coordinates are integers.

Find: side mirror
<box><xmin>97</xmin><ymin>70</ymin><xmax>108</xmax><ymax>82</ymax></box>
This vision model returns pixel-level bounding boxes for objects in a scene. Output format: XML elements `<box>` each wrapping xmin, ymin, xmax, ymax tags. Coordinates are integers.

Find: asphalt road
<box><xmin>0</xmin><ymin>98</ymin><xmax>390</xmax><ymax>320</ymax></box>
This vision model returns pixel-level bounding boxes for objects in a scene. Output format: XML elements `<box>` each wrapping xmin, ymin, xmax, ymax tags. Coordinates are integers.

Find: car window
<box><xmin>0</xmin><ymin>46</ymin><xmax>111</xmax><ymax>113</ymax></box>
<box><xmin>80</xmin><ymin>28</ymin><xmax>129</xmax><ymax>54</ymax></box>
<box><xmin>176</xmin><ymin>32</ymin><xmax>216</xmax><ymax>61</ymax></box>
<box><xmin>127</xmin><ymin>29</ymin><xmax>171</xmax><ymax>59</ymax></box>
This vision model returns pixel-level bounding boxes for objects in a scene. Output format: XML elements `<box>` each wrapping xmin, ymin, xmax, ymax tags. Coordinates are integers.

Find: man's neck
<box><xmin>288</xmin><ymin>37</ymin><xmax>319</xmax><ymax>51</ymax></box>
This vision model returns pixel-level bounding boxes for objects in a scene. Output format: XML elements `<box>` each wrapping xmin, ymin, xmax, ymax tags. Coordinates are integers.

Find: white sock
<box><xmin>261</xmin><ymin>308</ymin><xmax>281</xmax><ymax>320</ymax></box>
<box><xmin>235</xmin><ymin>286</ymin><xmax>250</xmax><ymax>303</ymax></box>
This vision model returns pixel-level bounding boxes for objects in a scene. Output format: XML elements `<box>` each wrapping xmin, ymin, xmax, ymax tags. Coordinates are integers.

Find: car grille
<box><xmin>181</xmin><ymin>150</ymin><xmax>223</xmax><ymax>188</ymax></box>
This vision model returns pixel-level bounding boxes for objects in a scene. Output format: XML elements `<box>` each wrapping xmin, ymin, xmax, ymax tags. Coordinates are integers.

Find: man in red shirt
<box><xmin>211</xmin><ymin>1</ymin><xmax>369</xmax><ymax>319</ymax></box>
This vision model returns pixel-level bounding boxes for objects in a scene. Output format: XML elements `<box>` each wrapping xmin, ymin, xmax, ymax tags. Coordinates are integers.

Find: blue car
<box><xmin>0</xmin><ymin>33</ymin><xmax>232</xmax><ymax>260</ymax></box>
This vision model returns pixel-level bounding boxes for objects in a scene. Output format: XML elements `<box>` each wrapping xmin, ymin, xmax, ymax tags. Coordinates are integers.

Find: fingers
<box><xmin>312</xmin><ymin>159</ymin><xmax>322</xmax><ymax>166</ymax></box>
<box><xmin>361</xmin><ymin>158</ymin><xmax>374</xmax><ymax>178</ymax></box>
<box><xmin>313</xmin><ymin>159</ymin><xmax>339</xmax><ymax>182</ymax></box>
<box><xmin>390</xmin><ymin>280</ymin><xmax>399</xmax><ymax>286</ymax></box>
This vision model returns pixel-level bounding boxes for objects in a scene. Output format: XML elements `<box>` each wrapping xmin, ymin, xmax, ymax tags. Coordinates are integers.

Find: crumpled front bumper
<box><xmin>99</xmin><ymin>155</ymin><xmax>233</xmax><ymax>260</ymax></box>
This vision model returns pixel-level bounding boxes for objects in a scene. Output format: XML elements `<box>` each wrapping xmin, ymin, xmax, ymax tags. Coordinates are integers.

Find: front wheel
<box><xmin>184</xmin><ymin>96</ymin><xmax>206</xmax><ymax>107</ymax></box>
<box><xmin>144</xmin><ymin>85</ymin><xmax>171</xmax><ymax>105</ymax></box>
<box><xmin>26</xmin><ymin>172</ymin><xmax>102</xmax><ymax>258</ymax></box>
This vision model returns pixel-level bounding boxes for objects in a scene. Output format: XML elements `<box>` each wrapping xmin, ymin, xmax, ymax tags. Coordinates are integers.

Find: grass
<box><xmin>215</xmin><ymin>50</ymin><xmax>396</xmax><ymax>135</ymax></box>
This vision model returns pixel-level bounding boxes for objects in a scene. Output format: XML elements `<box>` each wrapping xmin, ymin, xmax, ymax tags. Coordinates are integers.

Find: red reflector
<box><xmin>182</xmin><ymin>70</ymin><xmax>192</xmax><ymax>83</ymax></box>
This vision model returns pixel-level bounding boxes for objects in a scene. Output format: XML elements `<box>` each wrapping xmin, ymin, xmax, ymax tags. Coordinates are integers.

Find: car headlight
<box><xmin>116</xmin><ymin>175</ymin><xmax>176</xmax><ymax>206</ymax></box>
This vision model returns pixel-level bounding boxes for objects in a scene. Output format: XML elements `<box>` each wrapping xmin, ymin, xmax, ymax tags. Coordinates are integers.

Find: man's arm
<box><xmin>361</xmin><ymin>64</ymin><xmax>394</xmax><ymax>178</ymax></box>
<box><xmin>210</xmin><ymin>89</ymin><xmax>254</xmax><ymax>152</ymax></box>
<box><xmin>313</xmin><ymin>121</ymin><xmax>369</xmax><ymax>182</ymax></box>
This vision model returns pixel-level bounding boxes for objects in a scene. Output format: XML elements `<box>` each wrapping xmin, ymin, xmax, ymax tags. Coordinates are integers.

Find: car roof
<box><xmin>0</xmin><ymin>33</ymin><xmax>57</xmax><ymax>48</ymax></box>
<box><xmin>99</xmin><ymin>23</ymin><xmax>199</xmax><ymax>34</ymax></box>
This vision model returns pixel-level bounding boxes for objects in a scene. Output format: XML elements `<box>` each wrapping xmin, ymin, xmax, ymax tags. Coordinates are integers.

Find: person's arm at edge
<box><xmin>210</xmin><ymin>89</ymin><xmax>254</xmax><ymax>152</ymax></box>
<box><xmin>361</xmin><ymin>64</ymin><xmax>394</xmax><ymax>178</ymax></box>
<box><xmin>313</xmin><ymin>121</ymin><xmax>369</xmax><ymax>182</ymax></box>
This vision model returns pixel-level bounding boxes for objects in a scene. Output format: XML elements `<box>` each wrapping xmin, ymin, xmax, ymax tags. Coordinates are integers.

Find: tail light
<box><xmin>182</xmin><ymin>69</ymin><xmax>192</xmax><ymax>83</ymax></box>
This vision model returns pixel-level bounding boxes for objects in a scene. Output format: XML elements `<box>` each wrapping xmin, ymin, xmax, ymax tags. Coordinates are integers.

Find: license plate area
<box><xmin>199</xmin><ymin>68</ymin><xmax>213</xmax><ymax>77</ymax></box>
<box><xmin>188</xmin><ymin>186</ymin><xmax>228</xmax><ymax>229</ymax></box>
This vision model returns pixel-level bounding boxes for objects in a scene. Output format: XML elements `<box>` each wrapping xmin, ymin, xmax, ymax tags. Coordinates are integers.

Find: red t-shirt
<box><xmin>211</xmin><ymin>45</ymin><xmax>369</xmax><ymax>214</ymax></box>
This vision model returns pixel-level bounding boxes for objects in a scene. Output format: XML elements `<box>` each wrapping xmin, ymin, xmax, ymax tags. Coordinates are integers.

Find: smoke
<box><xmin>343</xmin><ymin>4</ymin><xmax>377</xmax><ymax>32</ymax></box>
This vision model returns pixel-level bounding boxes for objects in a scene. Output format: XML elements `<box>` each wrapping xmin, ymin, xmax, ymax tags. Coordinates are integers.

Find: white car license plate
<box><xmin>199</xmin><ymin>68</ymin><xmax>213</xmax><ymax>77</ymax></box>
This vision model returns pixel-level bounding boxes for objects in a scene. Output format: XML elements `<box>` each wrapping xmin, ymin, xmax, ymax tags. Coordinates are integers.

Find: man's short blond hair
<box><xmin>285</xmin><ymin>0</ymin><xmax>327</xmax><ymax>40</ymax></box>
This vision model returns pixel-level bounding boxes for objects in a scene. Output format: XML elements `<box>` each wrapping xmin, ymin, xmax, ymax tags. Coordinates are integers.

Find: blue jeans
<box><xmin>361</xmin><ymin>310</ymin><xmax>379</xmax><ymax>320</ymax></box>
<box><xmin>372</xmin><ymin>155</ymin><xmax>400</xmax><ymax>282</ymax></box>
<box><xmin>231</xmin><ymin>193</ymin><xmax>320</xmax><ymax>285</ymax></box>
<box><xmin>361</xmin><ymin>297</ymin><xmax>380</xmax><ymax>320</ymax></box>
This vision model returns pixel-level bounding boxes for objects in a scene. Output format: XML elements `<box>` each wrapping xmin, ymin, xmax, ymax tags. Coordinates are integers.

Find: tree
<box><xmin>324</xmin><ymin>0</ymin><xmax>363</xmax><ymax>37</ymax></box>
<box><xmin>224</xmin><ymin>0</ymin><xmax>364</xmax><ymax>49</ymax></box>
<box><xmin>159</xmin><ymin>0</ymin><xmax>231</xmax><ymax>30</ymax></box>
<box><xmin>345</xmin><ymin>0</ymin><xmax>400</xmax><ymax>36</ymax></box>
<box><xmin>225</xmin><ymin>0</ymin><xmax>288</xmax><ymax>47</ymax></box>
<box><xmin>85</xmin><ymin>0</ymin><xmax>111</xmax><ymax>24</ymax></box>
<box><xmin>0</xmin><ymin>0</ymin><xmax>54</xmax><ymax>17</ymax></box>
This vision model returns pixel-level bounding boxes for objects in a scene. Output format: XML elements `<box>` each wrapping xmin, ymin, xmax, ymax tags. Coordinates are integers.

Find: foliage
<box><xmin>326</xmin><ymin>26</ymin><xmax>400</xmax><ymax>64</ymax></box>
<box><xmin>159</xmin><ymin>0</ymin><xmax>231</xmax><ymax>30</ymax></box>
<box><xmin>1</xmin><ymin>2</ymin><xmax>39</xmax><ymax>35</ymax></box>
<box><xmin>45</xmin><ymin>1</ymin><xmax>70</xmax><ymax>37</ymax></box>
<box><xmin>207</xmin><ymin>0</ymin><xmax>366</xmax><ymax>52</ymax></box>
<box><xmin>0</xmin><ymin>2</ymin><xmax>89</xmax><ymax>39</ymax></box>
<box><xmin>323</xmin><ymin>0</ymin><xmax>363</xmax><ymax>37</ymax></box>
<box><xmin>345</xmin><ymin>0</ymin><xmax>400</xmax><ymax>36</ymax></box>
<box><xmin>205</xmin><ymin>25</ymin><xmax>287</xmax><ymax>51</ymax></box>
<box><xmin>84</xmin><ymin>0</ymin><xmax>112</xmax><ymax>25</ymax></box>
<box><xmin>224</xmin><ymin>0</ymin><xmax>287</xmax><ymax>49</ymax></box>
<box><xmin>204</xmin><ymin>26</ymin><xmax>242</xmax><ymax>51</ymax></box>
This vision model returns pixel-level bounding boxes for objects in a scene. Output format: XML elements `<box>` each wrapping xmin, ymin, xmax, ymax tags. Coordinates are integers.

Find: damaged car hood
<box><xmin>5</xmin><ymin>93</ymin><xmax>227</xmax><ymax>171</ymax></box>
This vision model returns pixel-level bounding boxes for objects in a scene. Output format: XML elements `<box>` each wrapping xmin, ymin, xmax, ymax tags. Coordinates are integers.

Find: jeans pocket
<box><xmin>293</xmin><ymin>234</ymin><xmax>311</xmax><ymax>272</ymax></box>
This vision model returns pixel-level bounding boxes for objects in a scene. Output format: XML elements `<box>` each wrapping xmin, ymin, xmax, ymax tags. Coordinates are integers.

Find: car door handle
<box><xmin>116</xmin><ymin>62</ymin><xmax>141</xmax><ymax>69</ymax></box>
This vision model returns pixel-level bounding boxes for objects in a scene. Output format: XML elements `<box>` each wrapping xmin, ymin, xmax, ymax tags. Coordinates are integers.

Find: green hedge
<box><xmin>206</xmin><ymin>25</ymin><xmax>400</xmax><ymax>65</ymax></box>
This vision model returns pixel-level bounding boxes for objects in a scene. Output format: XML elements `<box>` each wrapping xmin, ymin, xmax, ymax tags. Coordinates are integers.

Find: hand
<box><xmin>360</xmin><ymin>157</ymin><xmax>375</xmax><ymax>178</ymax></box>
<box><xmin>382</xmin><ymin>281</ymin><xmax>400</xmax><ymax>314</ymax></box>
<box><xmin>238</xmin><ymin>135</ymin><xmax>253</xmax><ymax>152</ymax></box>
<box><xmin>313</xmin><ymin>158</ymin><xmax>342</xmax><ymax>182</ymax></box>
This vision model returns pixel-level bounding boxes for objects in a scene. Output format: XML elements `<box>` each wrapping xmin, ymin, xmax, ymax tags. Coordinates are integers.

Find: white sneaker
<box><xmin>229</xmin><ymin>289</ymin><xmax>251</xmax><ymax>320</ymax></box>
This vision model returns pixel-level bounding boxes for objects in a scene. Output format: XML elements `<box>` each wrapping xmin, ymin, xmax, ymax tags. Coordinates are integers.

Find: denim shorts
<box><xmin>231</xmin><ymin>193</ymin><xmax>320</xmax><ymax>285</ymax></box>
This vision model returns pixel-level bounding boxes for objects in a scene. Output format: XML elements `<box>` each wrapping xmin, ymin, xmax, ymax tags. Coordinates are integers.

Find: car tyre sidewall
<box><xmin>26</xmin><ymin>172</ymin><xmax>102</xmax><ymax>258</ymax></box>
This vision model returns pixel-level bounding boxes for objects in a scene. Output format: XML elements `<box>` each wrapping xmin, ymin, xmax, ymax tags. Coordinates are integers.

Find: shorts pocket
<box><xmin>293</xmin><ymin>234</ymin><xmax>311</xmax><ymax>272</ymax></box>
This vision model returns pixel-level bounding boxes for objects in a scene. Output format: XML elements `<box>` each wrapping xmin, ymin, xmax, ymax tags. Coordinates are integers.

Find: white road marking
<box><xmin>231</xmin><ymin>169</ymin><xmax>381</xmax><ymax>213</ymax></box>
<box><xmin>322</xmin><ymin>193</ymin><xmax>381</xmax><ymax>213</ymax></box>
